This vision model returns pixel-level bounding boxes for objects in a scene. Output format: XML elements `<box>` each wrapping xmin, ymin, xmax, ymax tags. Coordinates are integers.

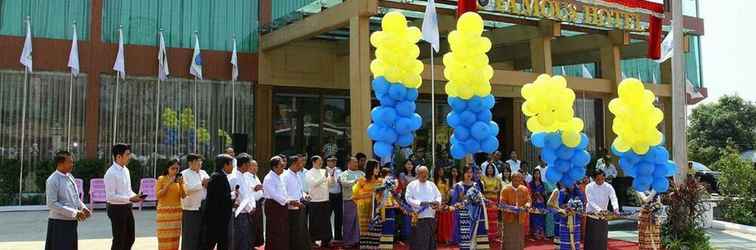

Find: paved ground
<box><xmin>1</xmin><ymin>210</ymin><xmax>755</xmax><ymax>250</ymax></box>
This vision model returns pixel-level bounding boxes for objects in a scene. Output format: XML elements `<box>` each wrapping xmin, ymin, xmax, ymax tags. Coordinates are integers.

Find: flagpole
<box><xmin>154</xmin><ymin>29</ymin><xmax>163</xmax><ymax>177</ymax></box>
<box><xmin>430</xmin><ymin>45</ymin><xmax>436</xmax><ymax>168</ymax></box>
<box><xmin>231</xmin><ymin>34</ymin><xmax>236</xmax><ymax>133</ymax></box>
<box><xmin>112</xmin><ymin>25</ymin><xmax>123</xmax><ymax>146</ymax></box>
<box><xmin>67</xmin><ymin>21</ymin><xmax>77</xmax><ymax>152</ymax></box>
<box><xmin>193</xmin><ymin>76</ymin><xmax>198</xmax><ymax>153</ymax></box>
<box><xmin>18</xmin><ymin>16</ymin><xmax>31</xmax><ymax>205</ymax></box>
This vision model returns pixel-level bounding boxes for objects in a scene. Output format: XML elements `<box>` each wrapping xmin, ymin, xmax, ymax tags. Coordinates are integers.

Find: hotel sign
<box><xmin>478</xmin><ymin>0</ymin><xmax>646</xmax><ymax>32</ymax></box>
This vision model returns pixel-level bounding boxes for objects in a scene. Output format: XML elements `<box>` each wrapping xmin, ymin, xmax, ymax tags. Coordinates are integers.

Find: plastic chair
<box><xmin>74</xmin><ymin>178</ymin><xmax>84</xmax><ymax>201</ymax></box>
<box><xmin>138</xmin><ymin>178</ymin><xmax>158</xmax><ymax>210</ymax></box>
<box><xmin>89</xmin><ymin>178</ymin><xmax>107</xmax><ymax>209</ymax></box>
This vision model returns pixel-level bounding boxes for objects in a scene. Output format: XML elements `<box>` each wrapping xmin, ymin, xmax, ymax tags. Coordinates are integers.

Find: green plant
<box><xmin>713</xmin><ymin>150</ymin><xmax>756</xmax><ymax>225</ymax></box>
<box><xmin>662</xmin><ymin>177</ymin><xmax>712</xmax><ymax>249</ymax></box>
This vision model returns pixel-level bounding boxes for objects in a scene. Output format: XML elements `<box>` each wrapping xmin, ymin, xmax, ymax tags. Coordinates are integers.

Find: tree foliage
<box><xmin>688</xmin><ymin>95</ymin><xmax>756</xmax><ymax>166</ymax></box>
<box><xmin>713</xmin><ymin>150</ymin><xmax>756</xmax><ymax>226</ymax></box>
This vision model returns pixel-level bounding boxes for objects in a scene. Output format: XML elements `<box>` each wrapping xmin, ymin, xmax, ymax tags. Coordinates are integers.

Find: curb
<box><xmin>712</xmin><ymin>220</ymin><xmax>756</xmax><ymax>235</ymax></box>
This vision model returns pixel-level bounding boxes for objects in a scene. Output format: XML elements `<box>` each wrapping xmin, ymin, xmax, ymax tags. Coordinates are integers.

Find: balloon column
<box><xmin>522</xmin><ymin>75</ymin><xmax>591</xmax><ymax>186</ymax></box>
<box><xmin>367</xmin><ymin>12</ymin><xmax>424</xmax><ymax>159</ymax></box>
<box><xmin>442</xmin><ymin>13</ymin><xmax>499</xmax><ymax>159</ymax></box>
<box><xmin>608</xmin><ymin>78</ymin><xmax>677</xmax><ymax>192</ymax></box>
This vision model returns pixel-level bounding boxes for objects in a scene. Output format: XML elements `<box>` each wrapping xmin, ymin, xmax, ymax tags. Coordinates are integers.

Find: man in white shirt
<box><xmin>405</xmin><ymin>166</ymin><xmax>442</xmax><ymax>250</ymax></box>
<box><xmin>595</xmin><ymin>154</ymin><xmax>618</xmax><ymax>181</ymax></box>
<box><xmin>263</xmin><ymin>156</ymin><xmax>301</xmax><ymax>250</ymax></box>
<box><xmin>244</xmin><ymin>159</ymin><xmax>264</xmax><ymax>248</ymax></box>
<box><xmin>325</xmin><ymin>155</ymin><xmax>343</xmax><ymax>241</ymax></box>
<box><xmin>584</xmin><ymin>170</ymin><xmax>620</xmax><ymax>250</ymax></box>
<box><xmin>103</xmin><ymin>143</ymin><xmax>142</xmax><ymax>250</ymax></box>
<box><xmin>225</xmin><ymin>147</ymin><xmax>238</xmax><ymax>178</ymax></box>
<box><xmin>305</xmin><ymin>155</ymin><xmax>335</xmax><ymax>247</ymax></box>
<box><xmin>180</xmin><ymin>153</ymin><xmax>208</xmax><ymax>250</ymax></box>
<box><xmin>283</xmin><ymin>155</ymin><xmax>312</xmax><ymax>250</ymax></box>
<box><xmin>519</xmin><ymin>161</ymin><xmax>533</xmax><ymax>184</ymax></box>
<box><xmin>229</xmin><ymin>153</ymin><xmax>256</xmax><ymax>250</ymax></box>
<box><xmin>506</xmin><ymin>151</ymin><xmax>522</xmax><ymax>173</ymax></box>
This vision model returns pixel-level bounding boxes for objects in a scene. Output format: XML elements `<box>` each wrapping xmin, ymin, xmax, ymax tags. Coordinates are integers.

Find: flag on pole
<box><xmin>113</xmin><ymin>27</ymin><xmax>126</xmax><ymax>79</ymax></box>
<box><xmin>654</xmin><ymin>31</ymin><xmax>673</xmax><ymax>63</ymax></box>
<box><xmin>560</xmin><ymin>66</ymin><xmax>566</xmax><ymax>76</ymax></box>
<box><xmin>68</xmin><ymin>23</ymin><xmax>80</xmax><ymax>77</ymax></box>
<box><xmin>421</xmin><ymin>0</ymin><xmax>440</xmax><ymax>52</ymax></box>
<box><xmin>20</xmin><ymin>18</ymin><xmax>33</xmax><ymax>72</ymax></box>
<box><xmin>231</xmin><ymin>37</ymin><xmax>238</xmax><ymax>81</ymax></box>
<box><xmin>158</xmin><ymin>31</ymin><xmax>169</xmax><ymax>81</ymax></box>
<box><xmin>621</xmin><ymin>71</ymin><xmax>627</xmax><ymax>80</ymax></box>
<box><xmin>651</xmin><ymin>72</ymin><xmax>658</xmax><ymax>84</ymax></box>
<box><xmin>190</xmin><ymin>33</ymin><xmax>203</xmax><ymax>80</ymax></box>
<box><xmin>581</xmin><ymin>64</ymin><xmax>593</xmax><ymax>79</ymax></box>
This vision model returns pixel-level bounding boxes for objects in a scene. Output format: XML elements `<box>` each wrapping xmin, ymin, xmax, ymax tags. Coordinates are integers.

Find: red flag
<box><xmin>457</xmin><ymin>0</ymin><xmax>477</xmax><ymax>18</ymax></box>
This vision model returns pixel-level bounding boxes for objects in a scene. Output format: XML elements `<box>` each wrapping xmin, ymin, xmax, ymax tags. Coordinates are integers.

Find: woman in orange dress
<box><xmin>434</xmin><ymin>167</ymin><xmax>454</xmax><ymax>243</ymax></box>
<box><xmin>481</xmin><ymin>163</ymin><xmax>502</xmax><ymax>243</ymax></box>
<box><xmin>353</xmin><ymin>159</ymin><xmax>383</xmax><ymax>249</ymax></box>
<box><xmin>155</xmin><ymin>159</ymin><xmax>186</xmax><ymax>250</ymax></box>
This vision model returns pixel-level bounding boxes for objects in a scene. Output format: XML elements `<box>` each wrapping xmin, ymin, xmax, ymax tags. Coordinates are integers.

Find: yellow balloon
<box><xmin>475</xmin><ymin>84</ymin><xmax>491</xmax><ymax>96</ymax></box>
<box><xmin>613</xmin><ymin>138</ymin><xmax>631</xmax><ymax>152</ymax></box>
<box><xmin>458</xmin><ymin>86</ymin><xmax>474</xmax><ymax>99</ymax></box>
<box><xmin>527</xmin><ymin>118</ymin><xmax>545</xmax><ymax>132</ymax></box>
<box><xmin>561</xmin><ymin>131</ymin><xmax>581</xmax><ymax>148</ymax></box>
<box><xmin>370</xmin><ymin>60</ymin><xmax>384</xmax><ymax>76</ymax></box>
<box><xmin>457</xmin><ymin>12</ymin><xmax>484</xmax><ymax>35</ymax></box>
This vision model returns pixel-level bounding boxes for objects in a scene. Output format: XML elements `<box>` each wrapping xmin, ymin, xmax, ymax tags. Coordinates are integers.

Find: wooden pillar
<box><xmin>84</xmin><ymin>0</ymin><xmax>104</xmax><ymax>159</ymax></box>
<box><xmin>528</xmin><ymin>20</ymin><xmax>559</xmax><ymax>74</ymax></box>
<box><xmin>349</xmin><ymin>16</ymin><xmax>372</xmax><ymax>158</ymax></box>
<box><xmin>512</xmin><ymin>98</ymin><xmax>524</xmax><ymax>157</ymax></box>
<box><xmin>254</xmin><ymin>84</ymin><xmax>273</xmax><ymax>172</ymax></box>
<box><xmin>599</xmin><ymin>30</ymin><xmax>628</xmax><ymax>150</ymax></box>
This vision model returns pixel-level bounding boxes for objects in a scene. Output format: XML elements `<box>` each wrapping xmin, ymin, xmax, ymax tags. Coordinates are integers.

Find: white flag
<box><xmin>231</xmin><ymin>37</ymin><xmax>238</xmax><ymax>81</ymax></box>
<box><xmin>113</xmin><ymin>28</ymin><xmax>126</xmax><ymax>79</ymax></box>
<box><xmin>19</xmin><ymin>19</ymin><xmax>33</xmax><ymax>72</ymax></box>
<box><xmin>581</xmin><ymin>64</ymin><xmax>593</xmax><ymax>79</ymax></box>
<box><xmin>68</xmin><ymin>24</ymin><xmax>80</xmax><ymax>76</ymax></box>
<box><xmin>421</xmin><ymin>0</ymin><xmax>440</xmax><ymax>52</ymax></box>
<box><xmin>621</xmin><ymin>71</ymin><xmax>627</xmax><ymax>80</ymax></box>
<box><xmin>654</xmin><ymin>31</ymin><xmax>673</xmax><ymax>63</ymax></box>
<box><xmin>651</xmin><ymin>72</ymin><xmax>658</xmax><ymax>84</ymax></box>
<box><xmin>189</xmin><ymin>34</ymin><xmax>203</xmax><ymax>79</ymax></box>
<box><xmin>560</xmin><ymin>66</ymin><xmax>566</xmax><ymax>76</ymax></box>
<box><xmin>158</xmin><ymin>32</ymin><xmax>169</xmax><ymax>81</ymax></box>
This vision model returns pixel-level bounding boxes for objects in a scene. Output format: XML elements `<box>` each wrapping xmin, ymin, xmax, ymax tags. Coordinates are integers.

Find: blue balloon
<box><xmin>653</xmin><ymin>164</ymin><xmax>668</xmax><ymax>178</ymax></box>
<box><xmin>370</xmin><ymin>107</ymin><xmax>383</xmax><ymax>122</ymax></box>
<box><xmin>610</xmin><ymin>145</ymin><xmax>624</xmax><ymax>157</ymax></box>
<box><xmin>633</xmin><ymin>179</ymin><xmax>650</xmax><ymax>192</ymax></box>
<box><xmin>555</xmin><ymin>160</ymin><xmax>571</xmax><ymax>173</ymax></box>
<box><xmin>454</xmin><ymin>127</ymin><xmax>471</xmax><ymax>141</ymax></box>
<box><xmin>482</xmin><ymin>95</ymin><xmax>496</xmax><ymax>109</ymax></box>
<box><xmin>372</xmin><ymin>77</ymin><xmax>390</xmax><ymax>94</ymax></box>
<box><xmin>626</xmin><ymin>151</ymin><xmax>641</xmax><ymax>164</ymax></box>
<box><xmin>367</xmin><ymin>124</ymin><xmax>382</xmax><ymax>141</ymax></box>
<box><xmin>381</xmin><ymin>127</ymin><xmax>398</xmax><ymax>144</ymax></box>
<box><xmin>405</xmin><ymin>88</ymin><xmax>419</xmax><ymax>101</ymax></box>
<box><xmin>541</xmin><ymin>148</ymin><xmax>557</xmax><ymax>163</ymax></box>
<box><xmin>471</xmin><ymin>122</ymin><xmax>490</xmax><ymax>140</ymax></box>
<box><xmin>448</xmin><ymin>97</ymin><xmax>467</xmax><ymax>111</ymax></box>
<box><xmin>374</xmin><ymin>142</ymin><xmax>393</xmax><ymax>158</ymax></box>
<box><xmin>666</xmin><ymin>161</ymin><xmax>678</xmax><ymax>177</ymax></box>
<box><xmin>546</xmin><ymin>133</ymin><xmax>562</xmax><ymax>149</ymax></box>
<box><xmin>561</xmin><ymin>176</ymin><xmax>576</xmax><ymax>187</ymax></box>
<box><xmin>571</xmin><ymin>150</ymin><xmax>591</xmax><ymax>167</ymax></box>
<box><xmin>379</xmin><ymin>94</ymin><xmax>396</xmax><ymax>106</ymax></box>
<box><xmin>397</xmin><ymin>134</ymin><xmax>414</xmax><ymax>147</ymax></box>
<box><xmin>388</xmin><ymin>84</ymin><xmax>407</xmax><ymax>101</ymax></box>
<box><xmin>411</xmin><ymin>114</ymin><xmax>423</xmax><ymax>130</ymax></box>
<box><xmin>618</xmin><ymin>158</ymin><xmax>632</xmax><ymax>169</ymax></box>
<box><xmin>464</xmin><ymin>139</ymin><xmax>480</xmax><ymax>153</ymax></box>
<box><xmin>450</xmin><ymin>144</ymin><xmax>466</xmax><ymax>159</ymax></box>
<box><xmin>395</xmin><ymin>101</ymin><xmax>416</xmax><ymax>117</ymax></box>
<box><xmin>637</xmin><ymin>175</ymin><xmax>654</xmax><ymax>188</ymax></box>
<box><xmin>569</xmin><ymin>166</ymin><xmax>585</xmax><ymax>180</ymax></box>
<box><xmin>447</xmin><ymin>112</ymin><xmax>461</xmax><ymax>128</ymax></box>
<box><xmin>531</xmin><ymin>133</ymin><xmax>547</xmax><ymax>148</ymax></box>
<box><xmin>488</xmin><ymin>122</ymin><xmax>500</xmax><ymax>137</ymax></box>
<box><xmin>468</xmin><ymin>96</ymin><xmax>483</xmax><ymax>112</ymax></box>
<box><xmin>481</xmin><ymin>137</ymin><xmax>499</xmax><ymax>153</ymax></box>
<box><xmin>652</xmin><ymin>177</ymin><xmax>670</xmax><ymax>193</ymax></box>
<box><xmin>477</xmin><ymin>110</ymin><xmax>492</xmax><ymax>122</ymax></box>
<box><xmin>450</xmin><ymin>135</ymin><xmax>459</xmax><ymax>146</ymax></box>
<box><xmin>623</xmin><ymin>163</ymin><xmax>637</xmax><ymax>177</ymax></box>
<box><xmin>380</xmin><ymin>107</ymin><xmax>397</xmax><ymax>125</ymax></box>
<box><xmin>577</xmin><ymin>133</ymin><xmax>589</xmax><ymax>150</ymax></box>
<box><xmin>557</xmin><ymin>147</ymin><xmax>575</xmax><ymax>160</ymax></box>
<box><xmin>395</xmin><ymin>117</ymin><xmax>414</xmax><ymax>135</ymax></box>
<box><xmin>637</xmin><ymin>162</ymin><xmax>654</xmax><ymax>176</ymax></box>
<box><xmin>654</xmin><ymin>146</ymin><xmax>670</xmax><ymax>163</ymax></box>
<box><xmin>545</xmin><ymin>168</ymin><xmax>563</xmax><ymax>184</ymax></box>
<box><xmin>460</xmin><ymin>111</ymin><xmax>476</xmax><ymax>126</ymax></box>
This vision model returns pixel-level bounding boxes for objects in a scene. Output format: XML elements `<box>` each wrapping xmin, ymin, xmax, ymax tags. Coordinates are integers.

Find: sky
<box><xmin>697</xmin><ymin>0</ymin><xmax>756</xmax><ymax>104</ymax></box>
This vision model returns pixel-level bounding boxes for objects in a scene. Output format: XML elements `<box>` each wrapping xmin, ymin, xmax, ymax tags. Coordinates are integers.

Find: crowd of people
<box><xmin>44</xmin><ymin>144</ymin><xmax>666</xmax><ymax>250</ymax></box>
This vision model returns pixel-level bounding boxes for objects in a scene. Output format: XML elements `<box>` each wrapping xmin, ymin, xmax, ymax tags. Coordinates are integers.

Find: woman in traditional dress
<box><xmin>548</xmin><ymin>183</ymin><xmax>585</xmax><ymax>250</ymax></box>
<box><xmin>434</xmin><ymin>166</ymin><xmax>454</xmax><ymax>244</ymax></box>
<box><xmin>379</xmin><ymin>167</ymin><xmax>400</xmax><ymax>250</ymax></box>
<box><xmin>451</xmin><ymin>166</ymin><xmax>490</xmax><ymax>250</ymax></box>
<box><xmin>448</xmin><ymin>167</ymin><xmax>462</xmax><ymax>245</ymax></box>
<box><xmin>637</xmin><ymin>191</ymin><xmax>662</xmax><ymax>250</ymax></box>
<box><xmin>397</xmin><ymin>159</ymin><xmax>416</xmax><ymax>242</ymax></box>
<box><xmin>155</xmin><ymin>159</ymin><xmax>186</xmax><ymax>250</ymax></box>
<box><xmin>481</xmin><ymin>164</ymin><xmax>502</xmax><ymax>243</ymax></box>
<box><xmin>354</xmin><ymin>159</ymin><xmax>383</xmax><ymax>249</ymax></box>
<box><xmin>529</xmin><ymin>168</ymin><xmax>547</xmax><ymax>240</ymax></box>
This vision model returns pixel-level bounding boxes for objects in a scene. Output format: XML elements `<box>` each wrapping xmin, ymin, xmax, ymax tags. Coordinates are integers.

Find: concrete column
<box><xmin>599</xmin><ymin>30</ymin><xmax>628</xmax><ymax>150</ymax></box>
<box><xmin>254</xmin><ymin>84</ymin><xmax>273</xmax><ymax>172</ymax></box>
<box><xmin>84</xmin><ymin>0</ymin><xmax>103</xmax><ymax>159</ymax></box>
<box><xmin>528</xmin><ymin>20</ymin><xmax>559</xmax><ymax>74</ymax></box>
<box><xmin>349</xmin><ymin>16</ymin><xmax>373</xmax><ymax>158</ymax></box>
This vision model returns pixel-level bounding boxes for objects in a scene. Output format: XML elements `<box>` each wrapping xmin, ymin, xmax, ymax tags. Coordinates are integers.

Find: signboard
<box><xmin>478</xmin><ymin>0</ymin><xmax>646</xmax><ymax>31</ymax></box>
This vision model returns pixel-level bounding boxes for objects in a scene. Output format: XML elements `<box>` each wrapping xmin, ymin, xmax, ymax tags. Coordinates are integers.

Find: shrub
<box><xmin>662</xmin><ymin>177</ymin><xmax>712</xmax><ymax>250</ymax></box>
<box><xmin>712</xmin><ymin>151</ymin><xmax>756</xmax><ymax>226</ymax></box>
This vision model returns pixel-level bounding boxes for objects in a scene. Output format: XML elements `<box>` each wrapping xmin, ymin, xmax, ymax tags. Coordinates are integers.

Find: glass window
<box><xmin>0</xmin><ymin>71</ymin><xmax>88</xmax><ymax>205</ymax></box>
<box><xmin>98</xmin><ymin>75</ymin><xmax>254</xmax><ymax>164</ymax></box>
<box><xmin>621</xmin><ymin>58</ymin><xmax>662</xmax><ymax>84</ymax></box>
<box><xmin>686</xmin><ymin>35</ymin><xmax>703</xmax><ymax>88</ymax></box>
<box><xmin>553</xmin><ymin>63</ymin><xmax>597</xmax><ymax>78</ymax></box>
<box><xmin>102</xmin><ymin>0</ymin><xmax>259</xmax><ymax>52</ymax></box>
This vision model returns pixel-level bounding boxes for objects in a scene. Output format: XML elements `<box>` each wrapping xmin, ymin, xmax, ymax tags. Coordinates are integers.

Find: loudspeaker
<box><xmin>231</xmin><ymin>133</ymin><xmax>249</xmax><ymax>154</ymax></box>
